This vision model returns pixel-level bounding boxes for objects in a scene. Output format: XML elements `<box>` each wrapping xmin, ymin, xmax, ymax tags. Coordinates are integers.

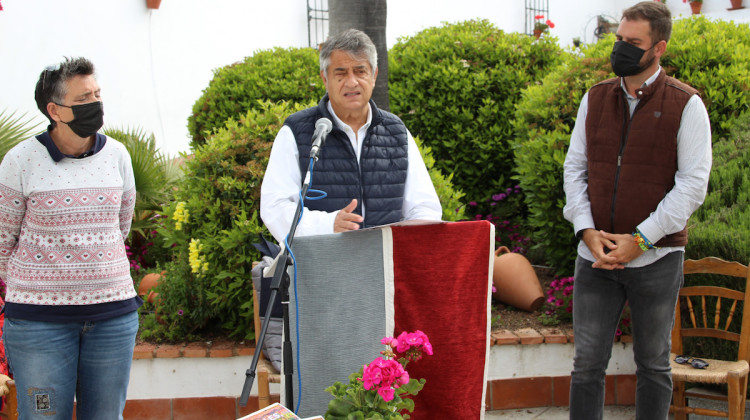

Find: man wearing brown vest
<box><xmin>562</xmin><ymin>2</ymin><xmax>712</xmax><ymax>419</ymax></box>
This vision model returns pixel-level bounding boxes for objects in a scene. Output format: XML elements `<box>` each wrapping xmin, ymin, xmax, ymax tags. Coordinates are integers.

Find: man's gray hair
<box><xmin>319</xmin><ymin>29</ymin><xmax>378</xmax><ymax>75</ymax></box>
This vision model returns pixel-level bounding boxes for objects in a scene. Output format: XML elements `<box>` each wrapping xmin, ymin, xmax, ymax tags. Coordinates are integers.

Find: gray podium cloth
<box><xmin>288</xmin><ymin>229</ymin><xmax>386</xmax><ymax>417</ymax></box>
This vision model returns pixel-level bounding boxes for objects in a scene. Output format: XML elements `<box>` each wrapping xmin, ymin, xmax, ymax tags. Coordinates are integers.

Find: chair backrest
<box><xmin>672</xmin><ymin>257</ymin><xmax>750</xmax><ymax>363</ymax></box>
<box><xmin>251</xmin><ymin>261</ymin><xmax>265</xmax><ymax>357</ymax></box>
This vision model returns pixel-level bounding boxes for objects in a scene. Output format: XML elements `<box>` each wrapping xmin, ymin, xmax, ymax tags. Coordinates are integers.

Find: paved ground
<box><xmin>486</xmin><ymin>406</ymin><xmax>636</xmax><ymax>419</ymax></box>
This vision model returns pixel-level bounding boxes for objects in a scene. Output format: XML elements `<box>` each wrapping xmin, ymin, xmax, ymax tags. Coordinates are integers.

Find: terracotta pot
<box><xmin>689</xmin><ymin>1</ymin><xmax>702</xmax><ymax>14</ymax></box>
<box><xmin>138</xmin><ymin>270</ymin><xmax>165</xmax><ymax>297</ymax></box>
<box><xmin>533</xmin><ymin>29</ymin><xmax>543</xmax><ymax>39</ymax></box>
<box><xmin>146</xmin><ymin>290</ymin><xmax>159</xmax><ymax>305</ymax></box>
<box><xmin>492</xmin><ymin>246</ymin><xmax>545</xmax><ymax>312</ymax></box>
<box><xmin>146</xmin><ymin>0</ymin><xmax>162</xmax><ymax>9</ymax></box>
<box><xmin>729</xmin><ymin>0</ymin><xmax>745</xmax><ymax>10</ymax></box>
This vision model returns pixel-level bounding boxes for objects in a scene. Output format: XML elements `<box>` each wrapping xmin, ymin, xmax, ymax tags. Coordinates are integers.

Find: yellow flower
<box><xmin>189</xmin><ymin>238</ymin><xmax>206</xmax><ymax>274</ymax></box>
<box><xmin>173</xmin><ymin>202</ymin><xmax>189</xmax><ymax>230</ymax></box>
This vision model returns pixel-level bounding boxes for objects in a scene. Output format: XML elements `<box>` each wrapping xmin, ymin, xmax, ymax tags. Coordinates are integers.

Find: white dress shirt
<box><xmin>260</xmin><ymin>102</ymin><xmax>442</xmax><ymax>244</ymax></box>
<box><xmin>563</xmin><ymin>67</ymin><xmax>712</xmax><ymax>267</ymax></box>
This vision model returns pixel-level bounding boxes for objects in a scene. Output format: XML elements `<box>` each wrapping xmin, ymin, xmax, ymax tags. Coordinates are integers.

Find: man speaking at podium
<box><xmin>260</xmin><ymin>29</ymin><xmax>441</xmax><ymax>244</ymax></box>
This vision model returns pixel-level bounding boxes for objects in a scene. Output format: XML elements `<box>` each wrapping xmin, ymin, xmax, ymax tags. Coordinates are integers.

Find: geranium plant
<box><xmin>325</xmin><ymin>330</ymin><xmax>433</xmax><ymax>420</ymax></box>
<box><xmin>534</xmin><ymin>15</ymin><xmax>555</xmax><ymax>33</ymax></box>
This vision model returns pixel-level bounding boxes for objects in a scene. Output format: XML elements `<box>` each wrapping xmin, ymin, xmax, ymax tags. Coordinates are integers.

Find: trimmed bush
<box><xmin>148</xmin><ymin>100</ymin><xmax>312</xmax><ymax>341</ymax></box>
<box><xmin>415</xmin><ymin>136</ymin><xmax>466</xmax><ymax>221</ymax></box>
<box><xmin>388</xmin><ymin>19</ymin><xmax>565</xmax><ymax>209</ymax></box>
<box><xmin>686</xmin><ymin>112</ymin><xmax>750</xmax><ymax>265</ymax></box>
<box><xmin>512</xmin><ymin>39</ymin><xmax>613</xmax><ymax>275</ymax></box>
<box><xmin>188</xmin><ymin>47</ymin><xmax>325</xmax><ymax>148</ymax></box>
<box><xmin>663</xmin><ymin>16</ymin><xmax>750</xmax><ymax>139</ymax></box>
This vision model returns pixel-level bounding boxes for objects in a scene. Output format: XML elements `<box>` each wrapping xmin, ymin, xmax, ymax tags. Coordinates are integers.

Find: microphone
<box><xmin>309</xmin><ymin>118</ymin><xmax>333</xmax><ymax>160</ymax></box>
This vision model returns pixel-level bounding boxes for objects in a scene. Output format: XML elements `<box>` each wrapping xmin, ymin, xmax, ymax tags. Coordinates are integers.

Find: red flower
<box><xmin>546</xmin><ymin>20</ymin><xmax>556</xmax><ymax>29</ymax></box>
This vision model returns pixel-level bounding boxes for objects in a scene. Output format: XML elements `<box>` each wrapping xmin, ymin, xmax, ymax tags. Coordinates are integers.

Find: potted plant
<box><xmin>729</xmin><ymin>0</ymin><xmax>745</xmax><ymax>10</ymax></box>
<box><xmin>533</xmin><ymin>15</ymin><xmax>555</xmax><ymax>39</ymax></box>
<box><xmin>325</xmin><ymin>331</ymin><xmax>433</xmax><ymax>419</ymax></box>
<box><xmin>684</xmin><ymin>0</ymin><xmax>703</xmax><ymax>14</ymax></box>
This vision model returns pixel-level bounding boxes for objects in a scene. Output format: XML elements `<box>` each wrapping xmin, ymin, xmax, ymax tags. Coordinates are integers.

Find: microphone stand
<box><xmin>240</xmin><ymin>156</ymin><xmax>320</xmax><ymax>410</ymax></box>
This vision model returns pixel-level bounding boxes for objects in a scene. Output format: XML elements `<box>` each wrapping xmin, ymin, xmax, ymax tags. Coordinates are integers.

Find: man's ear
<box><xmin>654</xmin><ymin>39</ymin><xmax>668</xmax><ymax>58</ymax></box>
<box><xmin>46</xmin><ymin>102</ymin><xmax>62</xmax><ymax>123</ymax></box>
<box><xmin>372</xmin><ymin>67</ymin><xmax>378</xmax><ymax>85</ymax></box>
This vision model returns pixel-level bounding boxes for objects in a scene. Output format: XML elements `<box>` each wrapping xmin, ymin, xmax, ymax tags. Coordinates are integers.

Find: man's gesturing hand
<box><xmin>334</xmin><ymin>199</ymin><xmax>364</xmax><ymax>233</ymax></box>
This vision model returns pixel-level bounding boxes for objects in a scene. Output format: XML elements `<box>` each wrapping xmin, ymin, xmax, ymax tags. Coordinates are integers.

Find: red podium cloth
<box><xmin>392</xmin><ymin>221</ymin><xmax>492</xmax><ymax>419</ymax></box>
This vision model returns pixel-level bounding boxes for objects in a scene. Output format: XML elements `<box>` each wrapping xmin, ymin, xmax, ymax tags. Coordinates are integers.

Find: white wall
<box><xmin>2</xmin><ymin>0</ymin><xmax>748</xmax><ymax>157</ymax></box>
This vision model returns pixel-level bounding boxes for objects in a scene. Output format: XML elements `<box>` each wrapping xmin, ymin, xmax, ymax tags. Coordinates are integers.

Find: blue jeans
<box><xmin>569</xmin><ymin>252</ymin><xmax>683</xmax><ymax>420</ymax></box>
<box><xmin>4</xmin><ymin>311</ymin><xmax>138</xmax><ymax>420</ymax></box>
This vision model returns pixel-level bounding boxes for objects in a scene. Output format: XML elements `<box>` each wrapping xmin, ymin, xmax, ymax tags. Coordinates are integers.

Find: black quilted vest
<box><xmin>286</xmin><ymin>95</ymin><xmax>408</xmax><ymax>228</ymax></box>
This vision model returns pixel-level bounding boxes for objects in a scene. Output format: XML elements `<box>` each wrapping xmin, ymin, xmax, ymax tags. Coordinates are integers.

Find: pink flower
<box><xmin>546</xmin><ymin>20</ymin><xmax>555</xmax><ymax>29</ymax></box>
<box><xmin>381</xmin><ymin>336</ymin><xmax>397</xmax><ymax>347</ymax></box>
<box><xmin>362</xmin><ymin>357</ymin><xmax>410</xmax><ymax>402</ymax></box>
<box><xmin>362</xmin><ymin>360</ymin><xmax>384</xmax><ymax>389</ymax></box>
<box><xmin>377</xmin><ymin>386</ymin><xmax>395</xmax><ymax>401</ymax></box>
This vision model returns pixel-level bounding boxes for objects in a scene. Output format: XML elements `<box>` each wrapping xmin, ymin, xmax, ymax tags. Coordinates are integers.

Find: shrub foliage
<box><xmin>187</xmin><ymin>47</ymin><xmax>325</xmax><ymax>148</ymax></box>
<box><xmin>512</xmin><ymin>39</ymin><xmax>613</xmax><ymax>275</ymax></box>
<box><xmin>149</xmin><ymin>100</ymin><xmax>311</xmax><ymax>341</ymax></box>
<box><xmin>389</xmin><ymin>19</ymin><xmax>565</xmax><ymax>207</ymax></box>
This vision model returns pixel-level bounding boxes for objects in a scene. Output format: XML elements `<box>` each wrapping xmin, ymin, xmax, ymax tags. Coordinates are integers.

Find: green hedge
<box><xmin>187</xmin><ymin>47</ymin><xmax>325</xmax><ymax>148</ymax></box>
<box><xmin>663</xmin><ymin>16</ymin><xmax>750</xmax><ymax>139</ymax></box>
<box><xmin>512</xmin><ymin>39</ymin><xmax>613</xmax><ymax>275</ymax></box>
<box><xmin>686</xmin><ymin>112</ymin><xmax>750</xmax><ymax>265</ymax></box>
<box><xmin>389</xmin><ymin>19</ymin><xmax>565</xmax><ymax>209</ymax></box>
<box><xmin>146</xmin><ymin>100</ymin><xmax>311</xmax><ymax>341</ymax></box>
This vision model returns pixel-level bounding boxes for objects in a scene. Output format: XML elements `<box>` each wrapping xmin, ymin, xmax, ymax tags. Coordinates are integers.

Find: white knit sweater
<box><xmin>0</xmin><ymin>136</ymin><xmax>137</xmax><ymax>305</ymax></box>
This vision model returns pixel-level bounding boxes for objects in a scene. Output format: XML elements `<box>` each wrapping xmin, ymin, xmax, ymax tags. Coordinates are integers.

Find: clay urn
<box><xmin>492</xmin><ymin>246</ymin><xmax>545</xmax><ymax>312</ymax></box>
<box><xmin>138</xmin><ymin>270</ymin><xmax>165</xmax><ymax>297</ymax></box>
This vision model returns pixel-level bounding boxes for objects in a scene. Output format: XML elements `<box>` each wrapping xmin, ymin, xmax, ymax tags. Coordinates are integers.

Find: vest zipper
<box><xmin>609</xmin><ymin>93</ymin><xmax>644</xmax><ymax>231</ymax></box>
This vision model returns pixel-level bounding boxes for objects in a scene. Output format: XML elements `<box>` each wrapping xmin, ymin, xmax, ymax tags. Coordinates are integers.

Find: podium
<box><xmin>284</xmin><ymin>220</ymin><xmax>494</xmax><ymax>418</ymax></box>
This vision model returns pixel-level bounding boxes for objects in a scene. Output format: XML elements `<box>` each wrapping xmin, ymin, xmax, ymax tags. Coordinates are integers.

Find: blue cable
<box><xmin>287</xmin><ymin>157</ymin><xmax>326</xmax><ymax>414</ymax></box>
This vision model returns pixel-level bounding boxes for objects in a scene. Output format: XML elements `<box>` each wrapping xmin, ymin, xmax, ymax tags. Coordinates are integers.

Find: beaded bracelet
<box><xmin>632</xmin><ymin>230</ymin><xmax>655</xmax><ymax>252</ymax></box>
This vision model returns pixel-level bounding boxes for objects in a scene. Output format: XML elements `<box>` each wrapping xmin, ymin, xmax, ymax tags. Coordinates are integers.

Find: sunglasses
<box><xmin>42</xmin><ymin>63</ymin><xmax>60</xmax><ymax>91</ymax></box>
<box><xmin>674</xmin><ymin>355</ymin><xmax>709</xmax><ymax>369</ymax></box>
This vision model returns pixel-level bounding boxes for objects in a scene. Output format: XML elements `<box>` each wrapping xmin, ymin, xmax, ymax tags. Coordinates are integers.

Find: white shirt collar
<box><xmin>326</xmin><ymin>101</ymin><xmax>373</xmax><ymax>133</ymax></box>
<box><xmin>621</xmin><ymin>65</ymin><xmax>662</xmax><ymax>99</ymax></box>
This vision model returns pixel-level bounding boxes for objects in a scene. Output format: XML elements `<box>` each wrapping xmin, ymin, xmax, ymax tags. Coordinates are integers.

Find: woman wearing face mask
<box><xmin>0</xmin><ymin>57</ymin><xmax>140</xmax><ymax>420</ymax></box>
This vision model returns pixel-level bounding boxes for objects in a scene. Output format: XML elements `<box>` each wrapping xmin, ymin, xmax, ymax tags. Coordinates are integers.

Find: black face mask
<box><xmin>610</xmin><ymin>41</ymin><xmax>655</xmax><ymax>77</ymax></box>
<box><xmin>56</xmin><ymin>101</ymin><xmax>104</xmax><ymax>138</ymax></box>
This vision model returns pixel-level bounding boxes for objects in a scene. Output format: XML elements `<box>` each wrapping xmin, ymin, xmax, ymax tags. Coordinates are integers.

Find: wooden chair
<box><xmin>0</xmin><ymin>377</ymin><xmax>18</xmax><ymax>420</ymax></box>
<box><xmin>252</xmin><ymin>262</ymin><xmax>281</xmax><ymax>410</ymax></box>
<box><xmin>670</xmin><ymin>257</ymin><xmax>750</xmax><ymax>419</ymax></box>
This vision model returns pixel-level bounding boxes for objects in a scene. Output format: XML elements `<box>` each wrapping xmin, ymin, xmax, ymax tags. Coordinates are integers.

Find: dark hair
<box><xmin>34</xmin><ymin>57</ymin><xmax>96</xmax><ymax>127</ymax></box>
<box><xmin>319</xmin><ymin>29</ymin><xmax>377</xmax><ymax>76</ymax></box>
<box><xmin>622</xmin><ymin>1</ymin><xmax>672</xmax><ymax>44</ymax></box>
